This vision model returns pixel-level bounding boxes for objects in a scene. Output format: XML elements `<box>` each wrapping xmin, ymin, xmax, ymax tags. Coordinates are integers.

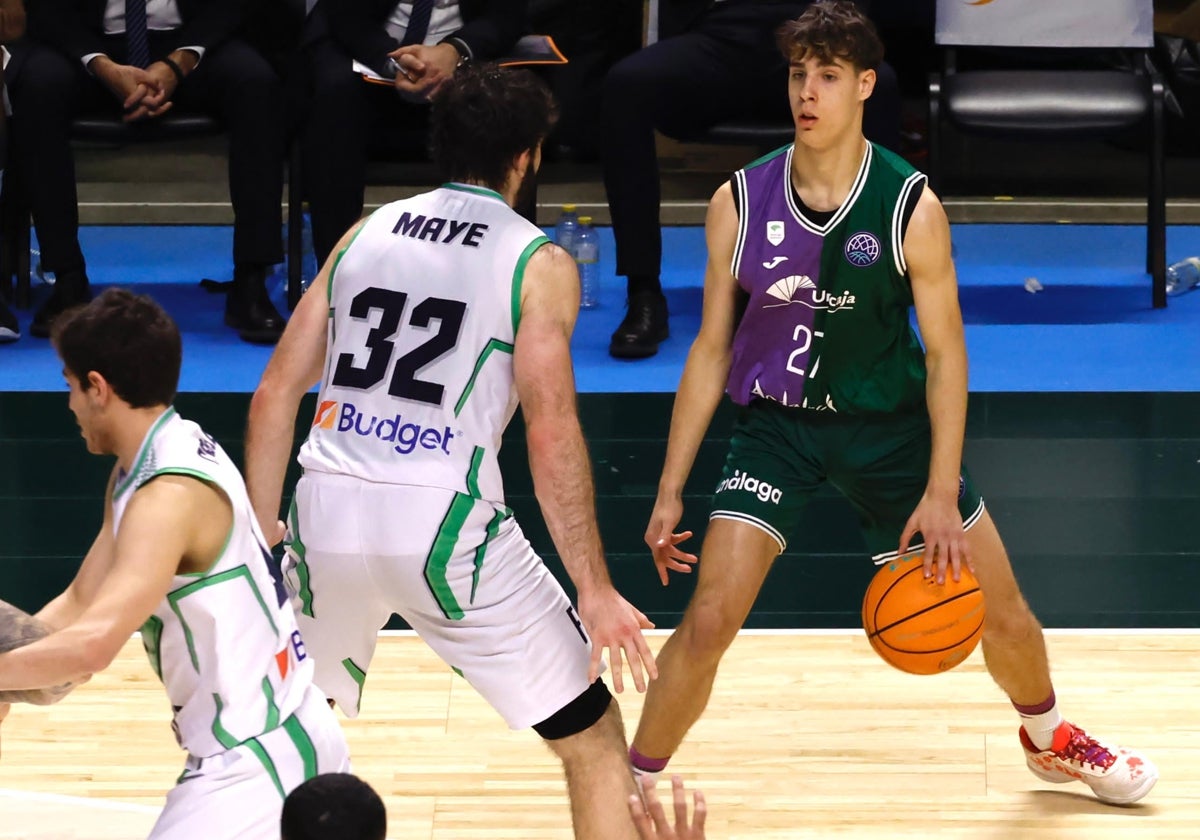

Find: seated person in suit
<box><xmin>299</xmin><ymin>0</ymin><xmax>527</xmax><ymax>266</ymax></box>
<box><xmin>7</xmin><ymin>0</ymin><xmax>289</xmax><ymax>344</ymax></box>
<box><xmin>600</xmin><ymin>0</ymin><xmax>901</xmax><ymax>359</ymax></box>
<box><xmin>0</xmin><ymin>0</ymin><xmax>23</xmax><ymax>344</ymax></box>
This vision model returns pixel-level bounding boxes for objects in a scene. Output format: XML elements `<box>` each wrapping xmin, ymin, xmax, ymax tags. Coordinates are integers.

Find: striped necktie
<box><xmin>401</xmin><ymin>0</ymin><xmax>436</xmax><ymax>47</ymax></box>
<box><xmin>125</xmin><ymin>0</ymin><xmax>150</xmax><ymax>68</ymax></box>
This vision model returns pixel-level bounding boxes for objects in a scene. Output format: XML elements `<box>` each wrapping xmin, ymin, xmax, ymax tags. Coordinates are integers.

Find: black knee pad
<box><xmin>532</xmin><ymin>678</ymin><xmax>612</xmax><ymax>741</ymax></box>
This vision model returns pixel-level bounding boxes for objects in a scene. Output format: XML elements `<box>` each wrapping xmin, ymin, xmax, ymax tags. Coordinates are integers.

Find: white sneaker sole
<box><xmin>1026</xmin><ymin>757</ymin><xmax>1159</xmax><ymax>805</ymax></box>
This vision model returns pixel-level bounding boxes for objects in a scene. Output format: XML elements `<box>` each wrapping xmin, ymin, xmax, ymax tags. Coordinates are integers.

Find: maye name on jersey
<box><xmin>392</xmin><ymin>211</ymin><xmax>490</xmax><ymax>247</ymax></box>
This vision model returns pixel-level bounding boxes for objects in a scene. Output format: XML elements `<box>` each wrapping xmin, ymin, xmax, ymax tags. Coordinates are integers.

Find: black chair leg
<box><xmin>1149</xmin><ymin>78</ymin><xmax>1166</xmax><ymax>309</ymax></box>
<box><xmin>927</xmin><ymin>74</ymin><xmax>942</xmax><ymax>197</ymax></box>
<box><xmin>16</xmin><ymin>209</ymin><xmax>30</xmax><ymax>309</ymax></box>
<box><xmin>287</xmin><ymin>139</ymin><xmax>304</xmax><ymax>311</ymax></box>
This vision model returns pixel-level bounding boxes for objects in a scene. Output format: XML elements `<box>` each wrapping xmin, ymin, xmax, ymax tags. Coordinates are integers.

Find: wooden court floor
<box><xmin>1</xmin><ymin>631</ymin><xmax>1197</xmax><ymax>839</ymax></box>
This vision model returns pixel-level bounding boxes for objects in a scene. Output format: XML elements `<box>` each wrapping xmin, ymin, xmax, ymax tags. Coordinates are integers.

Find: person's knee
<box><xmin>602</xmin><ymin>52</ymin><xmax>668</xmax><ymax>115</ymax></box>
<box><xmin>533</xmin><ymin>678</ymin><xmax>613</xmax><ymax>742</ymax></box>
<box><xmin>982</xmin><ymin>592</ymin><xmax>1041</xmax><ymax>643</ymax></box>
<box><xmin>9</xmin><ymin>46</ymin><xmax>77</xmax><ymax>112</ymax></box>
<box><xmin>678</xmin><ymin>600</ymin><xmax>742</xmax><ymax>663</ymax></box>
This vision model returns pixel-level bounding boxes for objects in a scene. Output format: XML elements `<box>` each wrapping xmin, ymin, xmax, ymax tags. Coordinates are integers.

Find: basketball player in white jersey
<box><xmin>0</xmin><ymin>289</ymin><xmax>349</xmax><ymax>838</ymax></box>
<box><xmin>245</xmin><ymin>65</ymin><xmax>656</xmax><ymax>839</ymax></box>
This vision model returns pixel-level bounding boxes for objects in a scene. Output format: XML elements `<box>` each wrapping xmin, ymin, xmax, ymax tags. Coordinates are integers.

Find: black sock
<box><xmin>628</xmin><ymin>275</ymin><xmax>662</xmax><ymax>298</ymax></box>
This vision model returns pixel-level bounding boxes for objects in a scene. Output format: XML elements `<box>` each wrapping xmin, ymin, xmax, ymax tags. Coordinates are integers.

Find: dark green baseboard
<box><xmin>3</xmin><ymin>391</ymin><xmax>1198</xmax><ymax>628</ymax></box>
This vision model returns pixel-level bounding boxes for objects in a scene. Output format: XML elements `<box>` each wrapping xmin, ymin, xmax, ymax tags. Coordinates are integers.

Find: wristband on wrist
<box><xmin>162</xmin><ymin>56</ymin><xmax>186</xmax><ymax>85</ymax></box>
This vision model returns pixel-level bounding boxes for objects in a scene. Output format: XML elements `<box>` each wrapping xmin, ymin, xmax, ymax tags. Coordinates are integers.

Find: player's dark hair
<box><xmin>51</xmin><ymin>287</ymin><xmax>182</xmax><ymax>409</ymax></box>
<box><xmin>429</xmin><ymin>63</ymin><xmax>558</xmax><ymax>193</ymax></box>
<box><xmin>777</xmin><ymin>0</ymin><xmax>884</xmax><ymax>72</ymax></box>
<box><xmin>281</xmin><ymin>773</ymin><xmax>387</xmax><ymax>840</ymax></box>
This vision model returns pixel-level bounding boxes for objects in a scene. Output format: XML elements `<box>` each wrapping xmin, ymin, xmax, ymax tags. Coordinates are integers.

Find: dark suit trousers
<box><xmin>301</xmin><ymin>36</ymin><xmax>430</xmax><ymax>265</ymax></box>
<box><xmin>7</xmin><ymin>32</ymin><xmax>285</xmax><ymax>275</ymax></box>
<box><xmin>600</xmin><ymin>0</ymin><xmax>901</xmax><ymax>287</ymax></box>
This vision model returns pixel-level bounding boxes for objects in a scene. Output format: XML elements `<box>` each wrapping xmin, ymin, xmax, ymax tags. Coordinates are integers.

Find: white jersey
<box><xmin>298</xmin><ymin>182</ymin><xmax>549</xmax><ymax>506</ymax></box>
<box><xmin>113</xmin><ymin>408</ymin><xmax>316</xmax><ymax>759</ymax></box>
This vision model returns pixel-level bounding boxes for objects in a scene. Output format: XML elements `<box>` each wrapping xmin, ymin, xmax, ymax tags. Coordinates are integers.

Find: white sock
<box><xmin>1019</xmin><ymin>701</ymin><xmax>1064</xmax><ymax>751</ymax></box>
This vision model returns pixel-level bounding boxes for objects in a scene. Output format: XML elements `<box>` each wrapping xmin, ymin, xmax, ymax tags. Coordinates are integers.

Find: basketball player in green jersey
<box><xmin>629</xmin><ymin>0</ymin><xmax>1156</xmax><ymax>806</ymax></box>
<box><xmin>246</xmin><ymin>65</ymin><xmax>654</xmax><ymax>839</ymax></box>
<box><xmin>0</xmin><ymin>289</ymin><xmax>349</xmax><ymax>837</ymax></box>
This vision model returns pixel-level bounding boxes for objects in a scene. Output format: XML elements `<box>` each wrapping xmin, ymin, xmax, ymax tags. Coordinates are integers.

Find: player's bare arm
<box><xmin>0</xmin><ymin>475</ymin><xmax>230</xmax><ymax>691</ymax></box>
<box><xmin>646</xmin><ymin>183</ymin><xmax>743</xmax><ymax>585</ymax></box>
<box><xmin>514</xmin><ymin>241</ymin><xmax>657</xmax><ymax>693</ymax></box>
<box><xmin>900</xmin><ymin>185</ymin><xmax>971</xmax><ymax>583</ymax></box>
<box><xmin>246</xmin><ymin>220</ymin><xmax>364</xmax><ymax>544</ymax></box>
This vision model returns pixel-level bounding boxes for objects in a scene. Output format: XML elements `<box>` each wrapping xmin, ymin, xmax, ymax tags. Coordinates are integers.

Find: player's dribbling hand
<box><xmin>645</xmin><ymin>498</ymin><xmax>698</xmax><ymax>586</ymax></box>
<box><xmin>577</xmin><ymin>588</ymin><xmax>657</xmax><ymax>693</ymax></box>
<box><xmin>629</xmin><ymin>775</ymin><xmax>707</xmax><ymax>840</ymax></box>
<box><xmin>898</xmin><ymin>492</ymin><xmax>973</xmax><ymax>585</ymax></box>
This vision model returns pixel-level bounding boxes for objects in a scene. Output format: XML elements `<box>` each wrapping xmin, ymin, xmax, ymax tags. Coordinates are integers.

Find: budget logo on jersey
<box><xmin>766</xmin><ymin>220</ymin><xmax>786</xmax><ymax>246</ymax></box>
<box><xmin>313</xmin><ymin>400</ymin><xmax>338</xmax><ymax>429</ymax></box>
<box><xmin>327</xmin><ymin>401</ymin><xmax>456</xmax><ymax>456</ymax></box>
<box><xmin>844</xmin><ymin>231</ymin><xmax>881</xmax><ymax>267</ymax></box>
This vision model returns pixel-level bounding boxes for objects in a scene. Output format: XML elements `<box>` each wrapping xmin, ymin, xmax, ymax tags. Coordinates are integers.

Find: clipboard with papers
<box><xmin>355</xmin><ymin>34</ymin><xmax>567</xmax><ymax>85</ymax></box>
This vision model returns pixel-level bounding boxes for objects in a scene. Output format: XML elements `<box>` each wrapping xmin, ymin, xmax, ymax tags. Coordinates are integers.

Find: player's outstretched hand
<box><xmin>577</xmin><ymin>587</ymin><xmax>657</xmax><ymax>693</ymax></box>
<box><xmin>630</xmin><ymin>775</ymin><xmax>707</xmax><ymax>840</ymax></box>
<box><xmin>644</xmin><ymin>497</ymin><xmax>698</xmax><ymax>586</ymax></box>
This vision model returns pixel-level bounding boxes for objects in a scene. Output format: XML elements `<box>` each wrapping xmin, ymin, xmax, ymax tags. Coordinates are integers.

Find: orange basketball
<box><xmin>862</xmin><ymin>553</ymin><xmax>985</xmax><ymax>675</ymax></box>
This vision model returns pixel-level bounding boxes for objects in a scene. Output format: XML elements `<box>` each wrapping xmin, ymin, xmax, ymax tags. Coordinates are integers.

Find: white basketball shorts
<box><xmin>283</xmin><ymin>470</ymin><xmax>595</xmax><ymax>730</ymax></box>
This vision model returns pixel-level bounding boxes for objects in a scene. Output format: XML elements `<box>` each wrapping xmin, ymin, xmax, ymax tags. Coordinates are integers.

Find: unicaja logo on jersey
<box><xmin>715</xmin><ymin>469</ymin><xmax>783</xmax><ymax>504</ymax></box>
<box><xmin>314</xmin><ymin>401</ymin><xmax>455</xmax><ymax>455</ymax></box>
<box><xmin>844</xmin><ymin>231</ymin><xmax>881</xmax><ymax>267</ymax></box>
<box><xmin>763</xmin><ymin>275</ymin><xmax>856</xmax><ymax>312</ymax></box>
<box><xmin>766</xmin><ymin>220</ymin><xmax>785</xmax><ymax>246</ymax></box>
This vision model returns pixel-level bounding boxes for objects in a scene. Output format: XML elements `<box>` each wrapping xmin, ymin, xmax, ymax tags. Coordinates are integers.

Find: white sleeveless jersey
<box><xmin>298</xmin><ymin>183</ymin><xmax>550</xmax><ymax>506</ymax></box>
<box><xmin>113</xmin><ymin>408</ymin><xmax>315</xmax><ymax>759</ymax></box>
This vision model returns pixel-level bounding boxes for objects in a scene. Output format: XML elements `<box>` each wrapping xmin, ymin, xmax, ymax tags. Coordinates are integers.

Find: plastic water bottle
<box><xmin>1165</xmin><ymin>257</ymin><xmax>1200</xmax><ymax>297</ymax></box>
<box><xmin>31</xmin><ymin>248</ymin><xmax>56</xmax><ymax>286</ymax></box>
<box><xmin>554</xmin><ymin>203</ymin><xmax>579</xmax><ymax>256</ymax></box>
<box><xmin>574</xmin><ymin>216</ymin><xmax>599</xmax><ymax>310</ymax></box>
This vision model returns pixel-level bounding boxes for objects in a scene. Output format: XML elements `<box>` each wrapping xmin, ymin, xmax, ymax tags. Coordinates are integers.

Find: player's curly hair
<box><xmin>777</xmin><ymin>0</ymin><xmax>884</xmax><ymax>71</ymax></box>
<box><xmin>429</xmin><ymin>63</ymin><xmax>558</xmax><ymax>194</ymax></box>
<box><xmin>51</xmin><ymin>287</ymin><xmax>181</xmax><ymax>408</ymax></box>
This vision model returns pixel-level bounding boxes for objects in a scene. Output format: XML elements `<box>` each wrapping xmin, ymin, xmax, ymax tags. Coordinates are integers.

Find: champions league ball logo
<box><xmin>844</xmin><ymin>231</ymin><xmax>881</xmax><ymax>267</ymax></box>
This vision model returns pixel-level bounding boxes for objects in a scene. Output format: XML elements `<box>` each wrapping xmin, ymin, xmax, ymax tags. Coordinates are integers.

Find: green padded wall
<box><xmin>2</xmin><ymin>391</ymin><xmax>1197</xmax><ymax>627</ymax></box>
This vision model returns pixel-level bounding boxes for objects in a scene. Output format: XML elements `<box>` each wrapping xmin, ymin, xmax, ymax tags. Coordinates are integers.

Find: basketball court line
<box><xmin>373</xmin><ymin>627</ymin><xmax>1200</xmax><ymax>637</ymax></box>
<box><xmin>0</xmin><ymin>788</ymin><xmax>160</xmax><ymax>814</ymax></box>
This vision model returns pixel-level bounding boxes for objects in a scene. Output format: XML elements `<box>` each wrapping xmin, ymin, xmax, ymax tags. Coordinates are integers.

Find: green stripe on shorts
<box><xmin>424</xmin><ymin>494</ymin><xmax>474</xmax><ymax>620</ymax></box>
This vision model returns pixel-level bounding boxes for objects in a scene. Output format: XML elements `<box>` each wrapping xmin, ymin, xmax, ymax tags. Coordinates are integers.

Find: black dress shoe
<box><xmin>29</xmin><ymin>273</ymin><xmax>92</xmax><ymax>338</ymax></box>
<box><xmin>0</xmin><ymin>298</ymin><xmax>19</xmax><ymax>343</ymax></box>
<box><xmin>609</xmin><ymin>291</ymin><xmax>669</xmax><ymax>359</ymax></box>
<box><xmin>225</xmin><ymin>266</ymin><xmax>286</xmax><ymax>344</ymax></box>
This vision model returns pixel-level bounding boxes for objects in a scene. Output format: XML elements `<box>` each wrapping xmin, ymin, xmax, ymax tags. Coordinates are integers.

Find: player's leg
<box><xmin>388</xmin><ymin>499</ymin><xmax>643</xmax><ymax>839</ymax></box>
<box><xmin>841</xmin><ymin>411</ymin><xmax>1156</xmax><ymax>805</ymax></box>
<box><xmin>284</xmin><ymin>474</ymin><xmax>394</xmax><ymax>716</ymax></box>
<box><xmin>632</xmin><ymin>400</ymin><xmax>816</xmax><ymax>778</ymax></box>
<box><xmin>965</xmin><ymin>511</ymin><xmax>1157</xmax><ymax>804</ymax></box>
<box><xmin>540</xmin><ymin>691</ymin><xmax>640</xmax><ymax>840</ymax></box>
<box><xmin>150</xmin><ymin>694</ymin><xmax>349</xmax><ymax>840</ymax></box>
<box><xmin>630</xmin><ymin>518</ymin><xmax>779</xmax><ymax>770</ymax></box>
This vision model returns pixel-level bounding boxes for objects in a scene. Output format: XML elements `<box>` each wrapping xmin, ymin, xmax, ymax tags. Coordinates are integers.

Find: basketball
<box><xmin>862</xmin><ymin>553</ymin><xmax>985</xmax><ymax>675</ymax></box>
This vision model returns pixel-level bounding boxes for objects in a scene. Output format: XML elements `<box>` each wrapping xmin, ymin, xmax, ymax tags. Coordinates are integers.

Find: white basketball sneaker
<box><xmin>1020</xmin><ymin>721</ymin><xmax>1157</xmax><ymax>805</ymax></box>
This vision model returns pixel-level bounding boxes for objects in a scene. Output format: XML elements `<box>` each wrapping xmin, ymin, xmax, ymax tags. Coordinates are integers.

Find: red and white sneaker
<box><xmin>1020</xmin><ymin>722</ymin><xmax>1157</xmax><ymax>805</ymax></box>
